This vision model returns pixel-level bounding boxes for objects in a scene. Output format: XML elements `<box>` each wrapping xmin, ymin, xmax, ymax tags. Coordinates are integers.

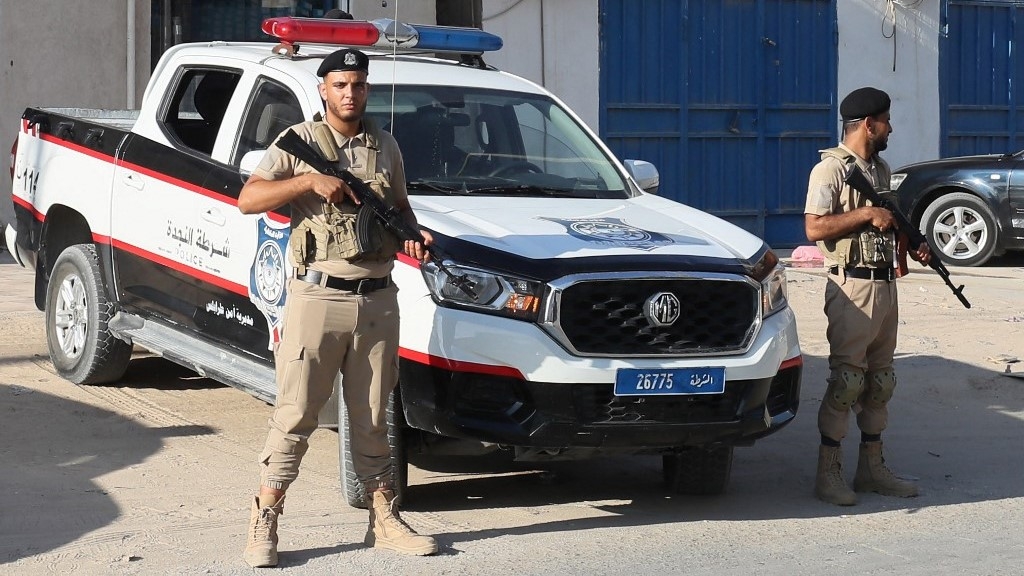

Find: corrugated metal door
<box><xmin>599</xmin><ymin>0</ymin><xmax>836</xmax><ymax>247</ymax></box>
<box><xmin>941</xmin><ymin>1</ymin><xmax>1024</xmax><ymax>156</ymax></box>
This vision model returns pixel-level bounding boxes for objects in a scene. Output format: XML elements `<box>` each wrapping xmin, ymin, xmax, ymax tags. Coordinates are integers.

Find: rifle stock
<box><xmin>275</xmin><ymin>129</ymin><xmax>478</xmax><ymax>299</ymax></box>
<box><xmin>843</xmin><ymin>165</ymin><xmax>971</xmax><ymax>309</ymax></box>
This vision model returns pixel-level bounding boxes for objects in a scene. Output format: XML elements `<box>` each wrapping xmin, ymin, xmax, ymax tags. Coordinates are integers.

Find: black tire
<box><xmin>44</xmin><ymin>244</ymin><xmax>132</xmax><ymax>384</ymax></box>
<box><xmin>662</xmin><ymin>445</ymin><xmax>734</xmax><ymax>496</ymax></box>
<box><xmin>338</xmin><ymin>388</ymin><xmax>409</xmax><ymax>509</ymax></box>
<box><xmin>920</xmin><ymin>192</ymin><xmax>999</xmax><ymax>267</ymax></box>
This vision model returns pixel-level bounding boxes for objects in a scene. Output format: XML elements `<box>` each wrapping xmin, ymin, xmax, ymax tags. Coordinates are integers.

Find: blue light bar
<box><xmin>262</xmin><ymin>16</ymin><xmax>503</xmax><ymax>55</ymax></box>
<box><xmin>411</xmin><ymin>24</ymin><xmax>504</xmax><ymax>53</ymax></box>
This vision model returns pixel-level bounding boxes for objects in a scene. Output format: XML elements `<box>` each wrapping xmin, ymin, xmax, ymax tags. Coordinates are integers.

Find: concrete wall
<box><xmin>0</xmin><ymin>0</ymin><xmax>150</xmax><ymax>229</ymax></box>
<box><xmin>482</xmin><ymin>0</ymin><xmax>600</xmax><ymax>131</ymax></box>
<box><xmin>838</xmin><ymin>0</ymin><xmax>941</xmax><ymax>170</ymax></box>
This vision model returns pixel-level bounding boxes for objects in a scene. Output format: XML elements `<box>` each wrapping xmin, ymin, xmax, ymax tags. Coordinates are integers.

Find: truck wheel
<box><xmin>45</xmin><ymin>244</ymin><xmax>132</xmax><ymax>385</ymax></box>
<box><xmin>920</xmin><ymin>192</ymin><xmax>998</xmax><ymax>267</ymax></box>
<box><xmin>338</xmin><ymin>388</ymin><xmax>408</xmax><ymax>509</ymax></box>
<box><xmin>662</xmin><ymin>445</ymin><xmax>734</xmax><ymax>495</ymax></box>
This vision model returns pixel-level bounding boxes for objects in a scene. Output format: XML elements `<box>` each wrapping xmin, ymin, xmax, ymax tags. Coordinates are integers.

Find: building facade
<box><xmin>3</xmin><ymin>1</ymin><xmax>1019</xmax><ymax>248</ymax></box>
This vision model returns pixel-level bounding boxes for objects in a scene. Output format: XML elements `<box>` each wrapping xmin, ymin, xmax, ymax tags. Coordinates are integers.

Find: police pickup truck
<box><xmin>6</xmin><ymin>17</ymin><xmax>802</xmax><ymax>504</ymax></box>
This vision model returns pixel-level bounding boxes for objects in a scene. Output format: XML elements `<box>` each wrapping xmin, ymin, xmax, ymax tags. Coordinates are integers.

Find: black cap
<box><xmin>840</xmin><ymin>87</ymin><xmax>891</xmax><ymax>121</ymax></box>
<box><xmin>316</xmin><ymin>48</ymin><xmax>369</xmax><ymax>77</ymax></box>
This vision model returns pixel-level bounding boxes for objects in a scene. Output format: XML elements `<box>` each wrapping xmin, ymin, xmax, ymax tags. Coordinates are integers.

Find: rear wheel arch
<box><xmin>36</xmin><ymin>206</ymin><xmax>94</xmax><ymax>309</ymax></box>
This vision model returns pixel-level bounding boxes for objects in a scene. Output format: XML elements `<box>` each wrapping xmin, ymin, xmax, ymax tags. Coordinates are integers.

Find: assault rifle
<box><xmin>844</xmin><ymin>165</ymin><xmax>970</xmax><ymax>309</ymax></box>
<box><xmin>276</xmin><ymin>129</ymin><xmax>478</xmax><ymax>299</ymax></box>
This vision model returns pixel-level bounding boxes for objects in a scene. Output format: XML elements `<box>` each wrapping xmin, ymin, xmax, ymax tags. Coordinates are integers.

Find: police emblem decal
<box><xmin>249</xmin><ymin>215</ymin><xmax>290</xmax><ymax>348</ymax></box>
<box><xmin>254</xmin><ymin>240</ymin><xmax>285</xmax><ymax>303</ymax></box>
<box><xmin>644</xmin><ymin>291</ymin><xmax>681</xmax><ymax>326</ymax></box>
<box><xmin>540</xmin><ymin>217</ymin><xmax>673</xmax><ymax>251</ymax></box>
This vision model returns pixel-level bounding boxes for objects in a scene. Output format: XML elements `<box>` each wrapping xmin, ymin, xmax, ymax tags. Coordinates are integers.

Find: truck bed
<box><xmin>33</xmin><ymin>108</ymin><xmax>138</xmax><ymax>131</ymax></box>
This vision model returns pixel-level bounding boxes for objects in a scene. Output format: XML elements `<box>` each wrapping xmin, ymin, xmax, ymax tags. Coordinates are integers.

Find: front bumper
<box><xmin>399</xmin><ymin>359</ymin><xmax>801</xmax><ymax>450</ymax></box>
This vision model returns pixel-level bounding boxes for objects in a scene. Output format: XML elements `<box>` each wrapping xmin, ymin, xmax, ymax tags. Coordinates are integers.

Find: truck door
<box><xmin>110</xmin><ymin>67</ymin><xmax>273</xmax><ymax>360</ymax></box>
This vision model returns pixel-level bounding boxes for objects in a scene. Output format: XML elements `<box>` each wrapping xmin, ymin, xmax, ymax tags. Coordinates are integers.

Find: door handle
<box><xmin>121</xmin><ymin>172</ymin><xmax>144</xmax><ymax>190</ymax></box>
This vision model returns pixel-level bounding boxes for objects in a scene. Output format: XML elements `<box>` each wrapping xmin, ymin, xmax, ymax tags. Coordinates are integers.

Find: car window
<box><xmin>233</xmin><ymin>77</ymin><xmax>304</xmax><ymax>165</ymax></box>
<box><xmin>161</xmin><ymin>68</ymin><xmax>242</xmax><ymax>156</ymax></box>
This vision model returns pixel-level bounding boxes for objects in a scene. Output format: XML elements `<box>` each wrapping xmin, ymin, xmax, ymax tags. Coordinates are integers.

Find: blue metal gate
<box><xmin>941</xmin><ymin>1</ymin><xmax>1024</xmax><ymax>156</ymax></box>
<box><xmin>599</xmin><ymin>0</ymin><xmax>837</xmax><ymax>247</ymax></box>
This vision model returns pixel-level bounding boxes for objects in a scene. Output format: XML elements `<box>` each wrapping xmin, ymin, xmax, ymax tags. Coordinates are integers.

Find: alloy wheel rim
<box><xmin>932</xmin><ymin>206</ymin><xmax>988</xmax><ymax>260</ymax></box>
<box><xmin>54</xmin><ymin>273</ymin><xmax>87</xmax><ymax>360</ymax></box>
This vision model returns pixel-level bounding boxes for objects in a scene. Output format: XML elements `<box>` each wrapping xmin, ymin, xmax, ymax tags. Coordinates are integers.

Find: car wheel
<box><xmin>45</xmin><ymin>243</ymin><xmax>132</xmax><ymax>384</ymax></box>
<box><xmin>920</xmin><ymin>192</ymin><xmax>998</xmax><ymax>267</ymax></box>
<box><xmin>662</xmin><ymin>445</ymin><xmax>734</xmax><ymax>495</ymax></box>
<box><xmin>338</xmin><ymin>388</ymin><xmax>408</xmax><ymax>508</ymax></box>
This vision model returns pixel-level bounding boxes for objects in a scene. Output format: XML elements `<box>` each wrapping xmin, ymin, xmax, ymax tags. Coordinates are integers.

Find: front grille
<box><xmin>555</xmin><ymin>277</ymin><xmax>758</xmax><ymax>356</ymax></box>
<box><xmin>572</xmin><ymin>384</ymin><xmax>744</xmax><ymax>424</ymax></box>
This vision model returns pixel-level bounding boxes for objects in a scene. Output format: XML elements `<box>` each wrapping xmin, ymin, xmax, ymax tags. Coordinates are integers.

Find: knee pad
<box><xmin>865</xmin><ymin>368</ymin><xmax>897</xmax><ymax>405</ymax></box>
<box><xmin>825</xmin><ymin>367</ymin><xmax>865</xmax><ymax>411</ymax></box>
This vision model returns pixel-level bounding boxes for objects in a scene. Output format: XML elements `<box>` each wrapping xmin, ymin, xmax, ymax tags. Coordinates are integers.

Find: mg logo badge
<box><xmin>644</xmin><ymin>292</ymin><xmax>680</xmax><ymax>327</ymax></box>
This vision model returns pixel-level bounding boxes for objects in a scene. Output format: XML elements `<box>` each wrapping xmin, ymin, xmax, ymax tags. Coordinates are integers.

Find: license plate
<box><xmin>613</xmin><ymin>367</ymin><xmax>726</xmax><ymax>396</ymax></box>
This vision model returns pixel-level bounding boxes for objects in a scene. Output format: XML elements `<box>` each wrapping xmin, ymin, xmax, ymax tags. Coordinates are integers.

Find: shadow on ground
<box><xmin>0</xmin><ymin>384</ymin><xmax>214</xmax><ymax>564</ymax></box>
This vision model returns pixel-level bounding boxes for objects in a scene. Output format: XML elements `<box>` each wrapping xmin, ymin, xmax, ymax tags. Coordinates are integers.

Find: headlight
<box><xmin>890</xmin><ymin>173</ymin><xmax>907</xmax><ymax>191</ymax></box>
<box><xmin>422</xmin><ymin>261</ymin><xmax>544</xmax><ymax>321</ymax></box>
<box><xmin>750</xmin><ymin>250</ymin><xmax>788</xmax><ymax>318</ymax></box>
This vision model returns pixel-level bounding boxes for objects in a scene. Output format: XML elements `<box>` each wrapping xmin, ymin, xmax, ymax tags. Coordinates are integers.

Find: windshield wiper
<box><xmin>468</xmin><ymin>184</ymin><xmax>583</xmax><ymax>198</ymax></box>
<box><xmin>407</xmin><ymin>180</ymin><xmax>471</xmax><ymax>195</ymax></box>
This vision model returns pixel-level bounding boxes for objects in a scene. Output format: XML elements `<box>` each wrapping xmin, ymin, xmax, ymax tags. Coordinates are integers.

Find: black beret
<box><xmin>840</xmin><ymin>87</ymin><xmax>891</xmax><ymax>120</ymax></box>
<box><xmin>317</xmin><ymin>48</ymin><xmax>369</xmax><ymax>77</ymax></box>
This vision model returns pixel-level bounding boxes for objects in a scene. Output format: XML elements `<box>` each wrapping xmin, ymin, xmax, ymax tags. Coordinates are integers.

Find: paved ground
<box><xmin>2</xmin><ymin>247</ymin><xmax>1024</xmax><ymax>575</ymax></box>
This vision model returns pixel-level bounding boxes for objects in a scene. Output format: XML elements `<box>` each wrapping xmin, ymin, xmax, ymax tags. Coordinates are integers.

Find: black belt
<box><xmin>828</xmin><ymin>266</ymin><xmax>895</xmax><ymax>282</ymax></box>
<box><xmin>294</xmin><ymin>270</ymin><xmax>391</xmax><ymax>294</ymax></box>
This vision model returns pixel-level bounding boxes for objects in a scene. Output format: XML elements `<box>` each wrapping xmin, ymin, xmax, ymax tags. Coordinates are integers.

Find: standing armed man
<box><xmin>238</xmin><ymin>48</ymin><xmax>437</xmax><ymax>567</ymax></box>
<box><xmin>804</xmin><ymin>87</ymin><xmax>931</xmax><ymax>506</ymax></box>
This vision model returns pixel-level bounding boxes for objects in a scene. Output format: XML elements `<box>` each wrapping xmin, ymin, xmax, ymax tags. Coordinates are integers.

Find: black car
<box><xmin>890</xmin><ymin>151</ymin><xmax>1024</xmax><ymax>266</ymax></box>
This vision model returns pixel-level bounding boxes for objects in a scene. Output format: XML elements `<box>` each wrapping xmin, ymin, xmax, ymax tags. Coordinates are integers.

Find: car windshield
<box><xmin>367</xmin><ymin>85</ymin><xmax>635</xmax><ymax>199</ymax></box>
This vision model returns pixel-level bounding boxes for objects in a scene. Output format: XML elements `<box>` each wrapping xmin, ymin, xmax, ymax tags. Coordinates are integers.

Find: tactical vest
<box><xmin>816</xmin><ymin>146</ymin><xmax>895</xmax><ymax>268</ymax></box>
<box><xmin>288</xmin><ymin>118</ymin><xmax>404</xmax><ymax>272</ymax></box>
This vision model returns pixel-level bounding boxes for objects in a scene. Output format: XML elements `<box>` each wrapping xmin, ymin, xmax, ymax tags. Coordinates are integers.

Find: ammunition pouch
<box><xmin>857</xmin><ymin>228</ymin><xmax>895</xmax><ymax>266</ymax></box>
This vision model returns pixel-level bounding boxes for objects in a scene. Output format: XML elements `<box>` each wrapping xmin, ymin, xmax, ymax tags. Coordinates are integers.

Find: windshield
<box><xmin>366</xmin><ymin>85</ymin><xmax>635</xmax><ymax>199</ymax></box>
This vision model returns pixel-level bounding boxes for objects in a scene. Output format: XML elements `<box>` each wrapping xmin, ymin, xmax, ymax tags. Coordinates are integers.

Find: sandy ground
<box><xmin>2</xmin><ymin>248</ymin><xmax>1024</xmax><ymax>575</ymax></box>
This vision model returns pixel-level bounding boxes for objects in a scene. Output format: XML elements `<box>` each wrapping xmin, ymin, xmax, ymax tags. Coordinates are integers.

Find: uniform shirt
<box><xmin>255</xmin><ymin>120</ymin><xmax>408</xmax><ymax>279</ymax></box>
<box><xmin>804</xmin><ymin>143</ymin><xmax>894</xmax><ymax>269</ymax></box>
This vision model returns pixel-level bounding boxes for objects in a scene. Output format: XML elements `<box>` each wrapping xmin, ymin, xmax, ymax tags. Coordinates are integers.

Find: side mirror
<box><xmin>239</xmin><ymin>150</ymin><xmax>266</xmax><ymax>182</ymax></box>
<box><xmin>623</xmin><ymin>159</ymin><xmax>660</xmax><ymax>194</ymax></box>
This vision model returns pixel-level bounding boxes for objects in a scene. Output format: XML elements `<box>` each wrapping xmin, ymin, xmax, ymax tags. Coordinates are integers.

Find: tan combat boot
<box><xmin>365</xmin><ymin>489</ymin><xmax>438</xmax><ymax>556</ymax></box>
<box><xmin>854</xmin><ymin>441</ymin><xmax>919</xmax><ymax>497</ymax></box>
<box><xmin>243</xmin><ymin>494</ymin><xmax>284</xmax><ymax>568</ymax></box>
<box><xmin>815</xmin><ymin>444</ymin><xmax>857</xmax><ymax>506</ymax></box>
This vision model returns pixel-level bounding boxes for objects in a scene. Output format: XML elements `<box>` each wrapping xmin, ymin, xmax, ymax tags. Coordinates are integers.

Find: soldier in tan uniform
<box><xmin>804</xmin><ymin>87</ymin><xmax>932</xmax><ymax>506</ymax></box>
<box><xmin>238</xmin><ymin>48</ymin><xmax>437</xmax><ymax>567</ymax></box>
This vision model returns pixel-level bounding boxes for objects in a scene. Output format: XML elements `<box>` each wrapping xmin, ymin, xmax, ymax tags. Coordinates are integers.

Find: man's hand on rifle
<box><xmin>403</xmin><ymin>230</ymin><xmax>433</xmax><ymax>263</ymax></box>
<box><xmin>909</xmin><ymin>240</ymin><xmax>931</xmax><ymax>266</ymax></box>
<box><xmin>308</xmin><ymin>173</ymin><xmax>361</xmax><ymax>205</ymax></box>
<box><xmin>866</xmin><ymin>206</ymin><xmax>897</xmax><ymax>233</ymax></box>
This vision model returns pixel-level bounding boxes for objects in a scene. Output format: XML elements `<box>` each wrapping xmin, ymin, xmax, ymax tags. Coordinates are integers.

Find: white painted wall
<box><xmin>837</xmin><ymin>0</ymin><xmax>941</xmax><ymax>170</ymax></box>
<box><xmin>482</xmin><ymin>0</ymin><xmax>600</xmax><ymax>131</ymax></box>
